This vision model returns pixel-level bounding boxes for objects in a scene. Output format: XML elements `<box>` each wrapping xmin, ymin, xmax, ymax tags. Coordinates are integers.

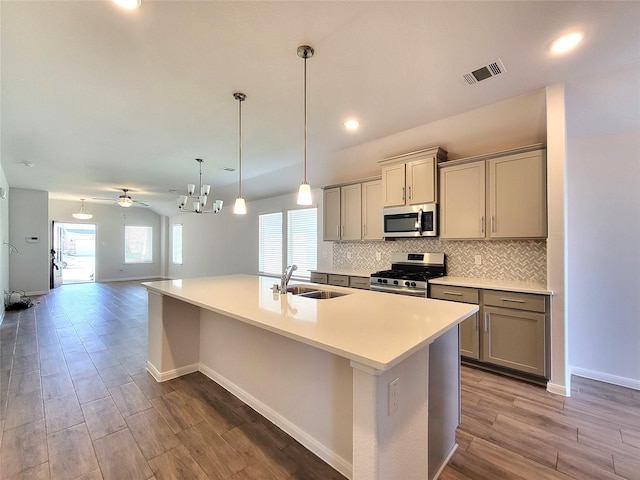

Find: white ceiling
<box><xmin>1</xmin><ymin>1</ymin><xmax>638</xmax><ymax>217</ymax></box>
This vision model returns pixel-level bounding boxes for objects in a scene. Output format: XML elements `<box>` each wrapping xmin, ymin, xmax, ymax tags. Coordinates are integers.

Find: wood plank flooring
<box><xmin>1</xmin><ymin>280</ymin><xmax>638</xmax><ymax>479</ymax></box>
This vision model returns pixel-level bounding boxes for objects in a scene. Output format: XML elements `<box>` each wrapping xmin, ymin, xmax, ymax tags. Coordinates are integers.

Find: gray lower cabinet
<box><xmin>430</xmin><ymin>285</ymin><xmax>479</xmax><ymax>359</ymax></box>
<box><xmin>309</xmin><ymin>272</ymin><xmax>328</xmax><ymax>284</ymax></box>
<box><xmin>430</xmin><ymin>285</ymin><xmax>549</xmax><ymax>378</ymax></box>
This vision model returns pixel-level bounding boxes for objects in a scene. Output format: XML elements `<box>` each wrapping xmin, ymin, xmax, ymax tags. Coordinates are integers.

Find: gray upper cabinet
<box><xmin>440</xmin><ymin>146</ymin><xmax>547</xmax><ymax>240</ymax></box>
<box><xmin>323</xmin><ymin>178</ymin><xmax>382</xmax><ymax>242</ymax></box>
<box><xmin>379</xmin><ymin>147</ymin><xmax>447</xmax><ymax>207</ymax></box>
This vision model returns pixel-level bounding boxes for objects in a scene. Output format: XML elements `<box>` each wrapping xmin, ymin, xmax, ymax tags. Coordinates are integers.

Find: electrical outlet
<box><xmin>474</xmin><ymin>254</ymin><xmax>482</xmax><ymax>265</ymax></box>
<box><xmin>376</xmin><ymin>251</ymin><xmax>382</xmax><ymax>261</ymax></box>
<box><xmin>388</xmin><ymin>377</ymin><xmax>400</xmax><ymax>414</ymax></box>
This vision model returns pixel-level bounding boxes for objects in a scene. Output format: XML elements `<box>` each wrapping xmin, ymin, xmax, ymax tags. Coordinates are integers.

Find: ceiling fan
<box><xmin>93</xmin><ymin>188</ymin><xmax>150</xmax><ymax>208</ymax></box>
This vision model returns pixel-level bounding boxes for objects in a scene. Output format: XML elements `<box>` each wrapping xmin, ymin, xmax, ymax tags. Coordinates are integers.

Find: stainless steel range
<box><xmin>370</xmin><ymin>252</ymin><xmax>446</xmax><ymax>297</ymax></box>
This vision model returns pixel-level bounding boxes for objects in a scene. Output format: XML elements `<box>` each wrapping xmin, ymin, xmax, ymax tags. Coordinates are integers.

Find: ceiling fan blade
<box><xmin>92</xmin><ymin>197</ymin><xmax>116</xmax><ymax>201</ymax></box>
<box><xmin>133</xmin><ymin>200</ymin><xmax>150</xmax><ymax>207</ymax></box>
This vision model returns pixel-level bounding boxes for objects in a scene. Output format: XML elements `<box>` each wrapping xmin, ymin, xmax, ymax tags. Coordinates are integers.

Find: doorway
<box><xmin>52</xmin><ymin>222</ymin><xmax>96</xmax><ymax>285</ymax></box>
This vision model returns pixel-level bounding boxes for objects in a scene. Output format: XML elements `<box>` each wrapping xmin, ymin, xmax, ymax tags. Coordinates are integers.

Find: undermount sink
<box><xmin>286</xmin><ymin>285</ymin><xmax>350</xmax><ymax>299</ymax></box>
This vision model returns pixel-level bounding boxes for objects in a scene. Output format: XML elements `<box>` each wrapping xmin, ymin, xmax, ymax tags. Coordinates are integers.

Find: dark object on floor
<box><xmin>5</xmin><ymin>298</ymin><xmax>33</xmax><ymax>310</ymax></box>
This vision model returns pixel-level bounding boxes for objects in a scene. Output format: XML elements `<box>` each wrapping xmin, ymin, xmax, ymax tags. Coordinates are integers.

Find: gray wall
<box><xmin>0</xmin><ymin>169</ymin><xmax>11</xmax><ymax>313</ymax></box>
<box><xmin>9</xmin><ymin>188</ymin><xmax>50</xmax><ymax>294</ymax></box>
<box><xmin>49</xmin><ymin>199</ymin><xmax>162</xmax><ymax>282</ymax></box>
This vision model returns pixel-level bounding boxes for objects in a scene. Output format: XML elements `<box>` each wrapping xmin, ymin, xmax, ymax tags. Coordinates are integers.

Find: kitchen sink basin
<box><xmin>285</xmin><ymin>285</ymin><xmax>350</xmax><ymax>299</ymax></box>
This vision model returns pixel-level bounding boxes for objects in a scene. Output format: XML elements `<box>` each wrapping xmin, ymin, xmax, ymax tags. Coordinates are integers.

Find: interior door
<box><xmin>51</xmin><ymin>221</ymin><xmax>64</xmax><ymax>288</ymax></box>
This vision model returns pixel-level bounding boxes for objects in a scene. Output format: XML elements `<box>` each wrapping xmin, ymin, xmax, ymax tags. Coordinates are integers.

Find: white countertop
<box><xmin>143</xmin><ymin>275</ymin><xmax>477</xmax><ymax>371</ymax></box>
<box><xmin>429</xmin><ymin>276</ymin><xmax>552</xmax><ymax>295</ymax></box>
<box><xmin>310</xmin><ymin>268</ymin><xmax>373</xmax><ymax>278</ymax></box>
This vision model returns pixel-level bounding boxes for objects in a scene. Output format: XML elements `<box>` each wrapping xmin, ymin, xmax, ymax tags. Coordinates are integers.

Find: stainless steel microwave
<box><xmin>382</xmin><ymin>204</ymin><xmax>437</xmax><ymax>238</ymax></box>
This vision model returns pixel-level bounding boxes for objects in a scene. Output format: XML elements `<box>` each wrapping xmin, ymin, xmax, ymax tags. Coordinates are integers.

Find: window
<box><xmin>172</xmin><ymin>224</ymin><xmax>183</xmax><ymax>265</ymax></box>
<box><xmin>258</xmin><ymin>208</ymin><xmax>317</xmax><ymax>279</ymax></box>
<box><xmin>287</xmin><ymin>208</ymin><xmax>317</xmax><ymax>279</ymax></box>
<box><xmin>124</xmin><ymin>225</ymin><xmax>153</xmax><ymax>264</ymax></box>
<box><xmin>258</xmin><ymin>212</ymin><xmax>282</xmax><ymax>276</ymax></box>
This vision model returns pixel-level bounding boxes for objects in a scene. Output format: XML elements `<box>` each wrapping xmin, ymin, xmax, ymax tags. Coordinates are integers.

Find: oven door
<box><xmin>370</xmin><ymin>284</ymin><xmax>427</xmax><ymax>297</ymax></box>
<box><xmin>382</xmin><ymin>204</ymin><xmax>437</xmax><ymax>238</ymax></box>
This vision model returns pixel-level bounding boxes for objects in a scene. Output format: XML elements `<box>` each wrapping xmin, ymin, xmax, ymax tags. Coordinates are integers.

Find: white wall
<box><xmin>566</xmin><ymin>64</ymin><xmax>640</xmax><ymax>388</ymax></box>
<box><xmin>9</xmin><ymin>188</ymin><xmax>50</xmax><ymax>295</ymax></box>
<box><xmin>567</xmin><ymin>130</ymin><xmax>640</xmax><ymax>388</ymax></box>
<box><xmin>49</xmin><ymin>199</ymin><xmax>162</xmax><ymax>282</ymax></box>
<box><xmin>168</xmin><ymin>188</ymin><xmax>329</xmax><ymax>279</ymax></box>
<box><xmin>0</xmin><ymin>168</ymin><xmax>10</xmax><ymax>317</ymax></box>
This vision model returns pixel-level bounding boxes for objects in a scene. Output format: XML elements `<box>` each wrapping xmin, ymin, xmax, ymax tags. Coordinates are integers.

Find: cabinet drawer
<box><xmin>349</xmin><ymin>276</ymin><xmax>370</xmax><ymax>290</ymax></box>
<box><xmin>430</xmin><ymin>284</ymin><xmax>479</xmax><ymax>304</ymax></box>
<box><xmin>310</xmin><ymin>272</ymin><xmax>328</xmax><ymax>284</ymax></box>
<box><xmin>483</xmin><ymin>290</ymin><xmax>546</xmax><ymax>313</ymax></box>
<box><xmin>328</xmin><ymin>275</ymin><xmax>349</xmax><ymax>287</ymax></box>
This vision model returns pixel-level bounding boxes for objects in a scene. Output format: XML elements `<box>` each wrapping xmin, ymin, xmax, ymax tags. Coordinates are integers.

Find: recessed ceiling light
<box><xmin>112</xmin><ymin>0</ymin><xmax>141</xmax><ymax>10</ymax></box>
<box><xmin>344</xmin><ymin>120</ymin><xmax>360</xmax><ymax>131</ymax></box>
<box><xmin>550</xmin><ymin>32</ymin><xmax>583</xmax><ymax>54</ymax></box>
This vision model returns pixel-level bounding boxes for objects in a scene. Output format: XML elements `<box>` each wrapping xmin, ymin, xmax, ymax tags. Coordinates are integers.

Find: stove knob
<box><xmin>393</xmin><ymin>280</ymin><xmax>399</xmax><ymax>285</ymax></box>
<box><xmin>405</xmin><ymin>281</ymin><xmax>411</xmax><ymax>287</ymax></box>
<box><xmin>411</xmin><ymin>282</ymin><xmax>417</xmax><ymax>287</ymax></box>
<box><xmin>382</xmin><ymin>279</ymin><xmax>388</xmax><ymax>284</ymax></box>
<box><xmin>377</xmin><ymin>278</ymin><xmax>383</xmax><ymax>283</ymax></box>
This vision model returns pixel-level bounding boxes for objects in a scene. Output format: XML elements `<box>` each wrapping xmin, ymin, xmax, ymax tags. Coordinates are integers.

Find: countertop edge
<box><xmin>429</xmin><ymin>276</ymin><xmax>553</xmax><ymax>295</ymax></box>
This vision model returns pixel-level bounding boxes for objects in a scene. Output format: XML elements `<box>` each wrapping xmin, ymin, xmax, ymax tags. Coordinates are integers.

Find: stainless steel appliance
<box><xmin>382</xmin><ymin>203</ymin><xmax>437</xmax><ymax>238</ymax></box>
<box><xmin>370</xmin><ymin>252</ymin><xmax>446</xmax><ymax>297</ymax></box>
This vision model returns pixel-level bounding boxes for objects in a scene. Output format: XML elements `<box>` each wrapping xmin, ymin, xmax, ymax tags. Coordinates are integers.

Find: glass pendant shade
<box><xmin>193</xmin><ymin>201</ymin><xmax>200</xmax><ymax>213</ymax></box>
<box><xmin>72</xmin><ymin>199</ymin><xmax>93</xmax><ymax>220</ymax></box>
<box><xmin>233</xmin><ymin>197</ymin><xmax>246</xmax><ymax>215</ymax></box>
<box><xmin>187</xmin><ymin>184</ymin><xmax>196</xmax><ymax>196</ymax></box>
<box><xmin>200</xmin><ymin>185</ymin><xmax>210</xmax><ymax>196</ymax></box>
<box><xmin>176</xmin><ymin>159</ymin><xmax>223</xmax><ymax>214</ymax></box>
<box><xmin>297</xmin><ymin>182</ymin><xmax>312</xmax><ymax>205</ymax></box>
<box><xmin>198</xmin><ymin>195</ymin><xmax>207</xmax><ymax>207</ymax></box>
<box><xmin>117</xmin><ymin>197</ymin><xmax>133</xmax><ymax>208</ymax></box>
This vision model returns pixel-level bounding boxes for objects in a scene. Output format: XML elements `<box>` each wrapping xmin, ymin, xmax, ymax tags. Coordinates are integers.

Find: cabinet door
<box><xmin>482</xmin><ymin>306</ymin><xmax>546</xmax><ymax>376</ymax></box>
<box><xmin>406</xmin><ymin>157</ymin><xmax>436</xmax><ymax>205</ymax></box>
<box><xmin>323</xmin><ymin>187</ymin><xmax>341</xmax><ymax>241</ymax></box>
<box><xmin>440</xmin><ymin>162</ymin><xmax>486</xmax><ymax>239</ymax></box>
<box><xmin>488</xmin><ymin>150</ymin><xmax>547</xmax><ymax>238</ymax></box>
<box><xmin>341</xmin><ymin>184</ymin><xmax>362</xmax><ymax>240</ymax></box>
<box><xmin>381</xmin><ymin>164</ymin><xmax>406</xmax><ymax>207</ymax></box>
<box><xmin>460</xmin><ymin>313</ymin><xmax>480</xmax><ymax>360</ymax></box>
<box><xmin>362</xmin><ymin>180</ymin><xmax>383</xmax><ymax>240</ymax></box>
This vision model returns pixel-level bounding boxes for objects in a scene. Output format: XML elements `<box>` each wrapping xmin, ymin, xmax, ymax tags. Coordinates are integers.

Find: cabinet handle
<box><xmin>480</xmin><ymin>216</ymin><xmax>484</xmax><ymax>234</ymax></box>
<box><xmin>443</xmin><ymin>291</ymin><xmax>463</xmax><ymax>296</ymax></box>
<box><xmin>401</xmin><ymin>187</ymin><xmax>405</xmax><ymax>201</ymax></box>
<box><xmin>474</xmin><ymin>316</ymin><xmax>478</xmax><ymax>331</ymax></box>
<box><xmin>491</xmin><ymin>215</ymin><xmax>495</xmax><ymax>233</ymax></box>
<box><xmin>336</xmin><ymin>225</ymin><xmax>340</xmax><ymax>238</ymax></box>
<box><xmin>341</xmin><ymin>225</ymin><xmax>344</xmax><ymax>238</ymax></box>
<box><xmin>408</xmin><ymin>186</ymin><xmax>412</xmax><ymax>200</ymax></box>
<box><xmin>484</xmin><ymin>312</ymin><xmax>489</xmax><ymax>332</ymax></box>
<box><xmin>499</xmin><ymin>297</ymin><xmax>526</xmax><ymax>303</ymax></box>
<box><xmin>363</xmin><ymin>224</ymin><xmax>366</xmax><ymax>237</ymax></box>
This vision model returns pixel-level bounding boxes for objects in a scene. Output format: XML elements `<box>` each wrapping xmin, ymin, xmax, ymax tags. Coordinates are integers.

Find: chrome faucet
<box><xmin>279</xmin><ymin>264</ymin><xmax>298</xmax><ymax>293</ymax></box>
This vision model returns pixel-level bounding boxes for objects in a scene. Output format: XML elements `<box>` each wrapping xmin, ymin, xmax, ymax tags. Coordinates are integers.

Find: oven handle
<box><xmin>417</xmin><ymin>208</ymin><xmax>423</xmax><ymax>236</ymax></box>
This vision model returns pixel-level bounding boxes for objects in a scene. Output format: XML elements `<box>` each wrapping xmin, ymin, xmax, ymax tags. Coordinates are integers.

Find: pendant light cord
<box><xmin>303</xmin><ymin>53</ymin><xmax>308</xmax><ymax>184</ymax></box>
<box><xmin>238</xmin><ymin>96</ymin><xmax>243</xmax><ymax>198</ymax></box>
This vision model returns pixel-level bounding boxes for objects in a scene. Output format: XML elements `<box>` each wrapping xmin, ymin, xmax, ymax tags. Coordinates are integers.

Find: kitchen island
<box><xmin>143</xmin><ymin>275</ymin><xmax>478</xmax><ymax>480</ymax></box>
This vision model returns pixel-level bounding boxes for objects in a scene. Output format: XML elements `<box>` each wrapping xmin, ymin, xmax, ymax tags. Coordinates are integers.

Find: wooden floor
<box><xmin>0</xmin><ymin>281</ymin><xmax>638</xmax><ymax>480</ymax></box>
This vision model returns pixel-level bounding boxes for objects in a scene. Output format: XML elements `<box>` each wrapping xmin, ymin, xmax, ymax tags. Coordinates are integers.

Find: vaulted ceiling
<box><xmin>2</xmin><ymin>1</ymin><xmax>638</xmax><ymax>216</ymax></box>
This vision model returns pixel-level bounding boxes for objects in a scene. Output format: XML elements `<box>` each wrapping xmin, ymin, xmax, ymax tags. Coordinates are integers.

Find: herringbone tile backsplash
<box><xmin>334</xmin><ymin>239</ymin><xmax>546</xmax><ymax>284</ymax></box>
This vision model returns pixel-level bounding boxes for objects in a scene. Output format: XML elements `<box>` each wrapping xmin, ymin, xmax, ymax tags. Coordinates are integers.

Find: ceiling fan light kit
<box><xmin>177</xmin><ymin>159</ymin><xmax>223</xmax><ymax>214</ymax></box>
<box><xmin>72</xmin><ymin>199</ymin><xmax>93</xmax><ymax>220</ymax></box>
<box><xmin>297</xmin><ymin>45</ymin><xmax>314</xmax><ymax>206</ymax></box>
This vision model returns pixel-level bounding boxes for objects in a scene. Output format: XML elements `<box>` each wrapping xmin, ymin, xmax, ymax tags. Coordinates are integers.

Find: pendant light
<box><xmin>233</xmin><ymin>92</ymin><xmax>247</xmax><ymax>215</ymax></box>
<box><xmin>72</xmin><ymin>199</ymin><xmax>93</xmax><ymax>220</ymax></box>
<box><xmin>297</xmin><ymin>45</ymin><xmax>314</xmax><ymax>205</ymax></box>
<box><xmin>176</xmin><ymin>159</ymin><xmax>223</xmax><ymax>214</ymax></box>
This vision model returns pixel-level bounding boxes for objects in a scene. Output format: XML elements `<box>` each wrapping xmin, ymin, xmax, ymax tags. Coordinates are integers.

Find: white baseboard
<box><xmin>546</xmin><ymin>381</ymin><xmax>571</xmax><ymax>397</ymax></box>
<box><xmin>146</xmin><ymin>361</ymin><xmax>199</xmax><ymax>382</ymax></box>
<box><xmin>198</xmin><ymin>363</ymin><xmax>353</xmax><ymax>479</ymax></box>
<box><xmin>26</xmin><ymin>290</ymin><xmax>49</xmax><ymax>296</ymax></box>
<box><xmin>571</xmin><ymin>366</ymin><xmax>640</xmax><ymax>391</ymax></box>
<box><xmin>432</xmin><ymin>444</ymin><xmax>458</xmax><ymax>480</ymax></box>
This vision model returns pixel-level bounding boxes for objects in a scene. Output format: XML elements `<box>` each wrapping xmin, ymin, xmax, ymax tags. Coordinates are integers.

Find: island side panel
<box><xmin>198</xmin><ymin>309</ymin><xmax>354</xmax><ymax>477</ymax></box>
<box><xmin>428</xmin><ymin>326</ymin><xmax>460</xmax><ymax>480</ymax></box>
<box><xmin>351</xmin><ymin>346</ymin><xmax>430</xmax><ymax>480</ymax></box>
<box><xmin>147</xmin><ymin>292</ymin><xmax>200</xmax><ymax>381</ymax></box>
